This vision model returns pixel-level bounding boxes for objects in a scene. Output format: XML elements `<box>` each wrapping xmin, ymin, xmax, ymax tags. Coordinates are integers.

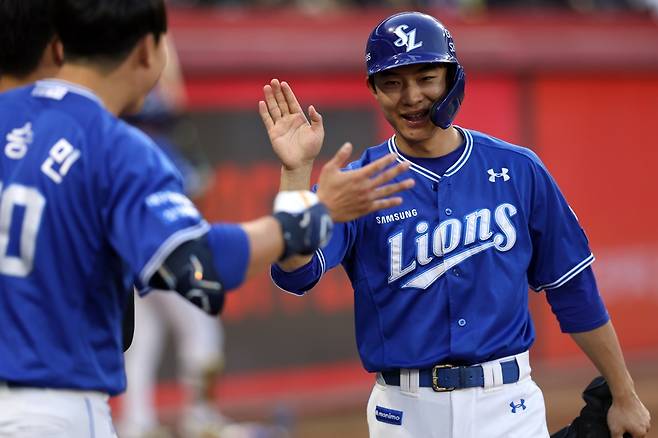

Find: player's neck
<box><xmin>0</xmin><ymin>68</ymin><xmax>55</xmax><ymax>93</ymax></box>
<box><xmin>0</xmin><ymin>76</ymin><xmax>26</xmax><ymax>93</ymax></box>
<box><xmin>395</xmin><ymin>126</ymin><xmax>463</xmax><ymax>158</ymax></box>
<box><xmin>55</xmin><ymin>64</ymin><xmax>137</xmax><ymax>116</ymax></box>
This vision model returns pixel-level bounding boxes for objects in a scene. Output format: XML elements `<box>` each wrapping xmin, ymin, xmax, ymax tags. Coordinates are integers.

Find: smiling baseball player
<box><xmin>260</xmin><ymin>11</ymin><xmax>651</xmax><ymax>438</ymax></box>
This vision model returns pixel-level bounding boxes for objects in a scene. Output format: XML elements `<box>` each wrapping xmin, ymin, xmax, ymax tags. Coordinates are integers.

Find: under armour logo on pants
<box><xmin>510</xmin><ymin>399</ymin><xmax>526</xmax><ymax>413</ymax></box>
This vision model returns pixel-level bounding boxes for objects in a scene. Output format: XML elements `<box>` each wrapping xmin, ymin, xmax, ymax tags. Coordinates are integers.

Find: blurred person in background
<box><xmin>261</xmin><ymin>11</ymin><xmax>651</xmax><ymax>438</ymax></box>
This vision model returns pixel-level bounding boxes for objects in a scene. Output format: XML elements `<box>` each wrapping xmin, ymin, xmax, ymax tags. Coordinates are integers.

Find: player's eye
<box><xmin>421</xmin><ymin>76</ymin><xmax>436</xmax><ymax>82</ymax></box>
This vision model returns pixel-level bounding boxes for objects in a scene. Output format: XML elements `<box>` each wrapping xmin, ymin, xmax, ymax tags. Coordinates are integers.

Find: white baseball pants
<box><xmin>366</xmin><ymin>351</ymin><xmax>550</xmax><ymax>438</ymax></box>
<box><xmin>0</xmin><ymin>386</ymin><xmax>116</xmax><ymax>438</ymax></box>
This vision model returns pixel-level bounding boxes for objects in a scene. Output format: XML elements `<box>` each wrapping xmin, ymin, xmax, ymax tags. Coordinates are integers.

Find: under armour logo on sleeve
<box><xmin>488</xmin><ymin>168</ymin><xmax>510</xmax><ymax>182</ymax></box>
<box><xmin>510</xmin><ymin>399</ymin><xmax>526</xmax><ymax>413</ymax></box>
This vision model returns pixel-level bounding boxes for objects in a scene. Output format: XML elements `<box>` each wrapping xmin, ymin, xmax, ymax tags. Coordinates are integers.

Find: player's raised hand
<box><xmin>259</xmin><ymin>79</ymin><xmax>323</xmax><ymax>170</ymax></box>
<box><xmin>317</xmin><ymin>143</ymin><xmax>415</xmax><ymax>222</ymax></box>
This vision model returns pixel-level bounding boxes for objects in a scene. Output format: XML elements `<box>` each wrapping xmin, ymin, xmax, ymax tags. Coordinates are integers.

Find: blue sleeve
<box><xmin>104</xmin><ymin>126</ymin><xmax>208</xmax><ymax>287</ymax></box>
<box><xmin>271</xmin><ymin>254</ymin><xmax>323</xmax><ymax>295</ymax></box>
<box><xmin>545</xmin><ymin>266</ymin><xmax>610</xmax><ymax>333</ymax></box>
<box><xmin>207</xmin><ymin>223</ymin><xmax>249</xmax><ymax>291</ymax></box>
<box><xmin>271</xmin><ymin>219</ymin><xmax>357</xmax><ymax>295</ymax></box>
<box><xmin>527</xmin><ymin>157</ymin><xmax>594</xmax><ymax>291</ymax></box>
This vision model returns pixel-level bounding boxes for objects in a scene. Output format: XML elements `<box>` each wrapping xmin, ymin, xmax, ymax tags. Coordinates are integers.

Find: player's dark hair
<box><xmin>54</xmin><ymin>0</ymin><xmax>167</xmax><ymax>64</ymax></box>
<box><xmin>0</xmin><ymin>0</ymin><xmax>56</xmax><ymax>77</ymax></box>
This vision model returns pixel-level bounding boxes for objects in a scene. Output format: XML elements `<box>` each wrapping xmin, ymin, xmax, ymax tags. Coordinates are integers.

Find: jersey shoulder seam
<box><xmin>467</xmin><ymin>130</ymin><xmax>540</xmax><ymax>163</ymax></box>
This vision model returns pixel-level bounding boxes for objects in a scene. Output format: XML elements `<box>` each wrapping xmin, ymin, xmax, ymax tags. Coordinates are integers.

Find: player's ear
<box><xmin>366</xmin><ymin>76</ymin><xmax>377</xmax><ymax>95</ymax></box>
<box><xmin>135</xmin><ymin>33</ymin><xmax>157</xmax><ymax>69</ymax></box>
<box><xmin>51</xmin><ymin>37</ymin><xmax>64</xmax><ymax>66</ymax></box>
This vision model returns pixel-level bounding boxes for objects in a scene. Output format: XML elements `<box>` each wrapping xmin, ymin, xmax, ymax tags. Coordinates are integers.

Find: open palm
<box><xmin>259</xmin><ymin>80</ymin><xmax>324</xmax><ymax>170</ymax></box>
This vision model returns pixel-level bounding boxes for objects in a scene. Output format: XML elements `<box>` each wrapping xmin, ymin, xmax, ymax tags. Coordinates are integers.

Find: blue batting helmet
<box><xmin>365</xmin><ymin>12</ymin><xmax>465</xmax><ymax>129</ymax></box>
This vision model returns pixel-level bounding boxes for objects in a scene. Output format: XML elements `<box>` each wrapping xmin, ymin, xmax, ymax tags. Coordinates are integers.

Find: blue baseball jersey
<box><xmin>0</xmin><ymin>80</ymin><xmax>208</xmax><ymax>395</ymax></box>
<box><xmin>272</xmin><ymin>127</ymin><xmax>595</xmax><ymax>372</ymax></box>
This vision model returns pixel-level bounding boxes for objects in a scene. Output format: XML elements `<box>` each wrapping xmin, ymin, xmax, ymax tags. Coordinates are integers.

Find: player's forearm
<box><xmin>241</xmin><ymin>216</ymin><xmax>285</xmax><ymax>278</ymax></box>
<box><xmin>279</xmin><ymin>164</ymin><xmax>313</xmax><ymax>191</ymax></box>
<box><xmin>275</xmin><ymin>165</ymin><xmax>315</xmax><ymax>271</ymax></box>
<box><xmin>570</xmin><ymin>320</ymin><xmax>636</xmax><ymax>398</ymax></box>
<box><xmin>245</xmin><ymin>192</ymin><xmax>330</xmax><ymax>275</ymax></box>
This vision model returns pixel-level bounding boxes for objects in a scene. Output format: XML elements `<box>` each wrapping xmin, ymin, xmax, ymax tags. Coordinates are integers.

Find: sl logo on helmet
<box><xmin>393</xmin><ymin>25</ymin><xmax>423</xmax><ymax>52</ymax></box>
<box><xmin>445</xmin><ymin>29</ymin><xmax>457</xmax><ymax>53</ymax></box>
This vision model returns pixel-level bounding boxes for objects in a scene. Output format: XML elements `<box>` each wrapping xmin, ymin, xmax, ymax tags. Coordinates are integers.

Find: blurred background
<box><xmin>113</xmin><ymin>1</ymin><xmax>658</xmax><ymax>437</ymax></box>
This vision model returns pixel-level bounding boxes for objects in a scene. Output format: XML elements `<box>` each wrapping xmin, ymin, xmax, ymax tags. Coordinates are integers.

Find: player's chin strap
<box><xmin>272</xmin><ymin>191</ymin><xmax>333</xmax><ymax>261</ymax></box>
<box><xmin>150</xmin><ymin>237</ymin><xmax>226</xmax><ymax>316</ymax></box>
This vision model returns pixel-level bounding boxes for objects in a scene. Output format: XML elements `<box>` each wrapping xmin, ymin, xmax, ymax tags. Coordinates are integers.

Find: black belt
<box><xmin>381</xmin><ymin>358</ymin><xmax>520</xmax><ymax>392</ymax></box>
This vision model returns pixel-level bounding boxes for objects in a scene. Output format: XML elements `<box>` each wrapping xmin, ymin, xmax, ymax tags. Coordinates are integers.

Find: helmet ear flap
<box><xmin>430</xmin><ymin>65</ymin><xmax>465</xmax><ymax>129</ymax></box>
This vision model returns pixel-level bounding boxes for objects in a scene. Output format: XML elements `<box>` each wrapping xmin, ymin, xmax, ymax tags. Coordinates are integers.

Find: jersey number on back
<box><xmin>0</xmin><ymin>182</ymin><xmax>46</xmax><ymax>277</ymax></box>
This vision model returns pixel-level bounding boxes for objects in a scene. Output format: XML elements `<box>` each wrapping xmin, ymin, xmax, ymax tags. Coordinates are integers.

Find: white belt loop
<box><xmin>409</xmin><ymin>369</ymin><xmax>419</xmax><ymax>393</ymax></box>
<box><xmin>482</xmin><ymin>350</ymin><xmax>530</xmax><ymax>392</ymax></box>
<box><xmin>515</xmin><ymin>350</ymin><xmax>531</xmax><ymax>381</ymax></box>
<box><xmin>399</xmin><ymin>369</ymin><xmax>420</xmax><ymax>395</ymax></box>
<box><xmin>400</xmin><ymin>369</ymin><xmax>409</xmax><ymax>392</ymax></box>
<box><xmin>482</xmin><ymin>360</ymin><xmax>503</xmax><ymax>391</ymax></box>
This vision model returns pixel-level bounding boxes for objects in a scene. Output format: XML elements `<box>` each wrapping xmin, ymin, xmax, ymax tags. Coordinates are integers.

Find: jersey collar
<box><xmin>386</xmin><ymin>126</ymin><xmax>473</xmax><ymax>183</ymax></box>
<box><xmin>32</xmin><ymin>79</ymin><xmax>104</xmax><ymax>107</ymax></box>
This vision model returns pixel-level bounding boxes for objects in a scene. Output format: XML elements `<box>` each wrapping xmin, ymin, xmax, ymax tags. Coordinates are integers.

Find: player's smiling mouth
<box><xmin>401</xmin><ymin>110</ymin><xmax>430</xmax><ymax>126</ymax></box>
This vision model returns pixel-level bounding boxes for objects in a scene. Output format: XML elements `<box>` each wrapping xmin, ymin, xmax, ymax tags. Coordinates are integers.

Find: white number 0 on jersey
<box><xmin>0</xmin><ymin>182</ymin><xmax>45</xmax><ymax>277</ymax></box>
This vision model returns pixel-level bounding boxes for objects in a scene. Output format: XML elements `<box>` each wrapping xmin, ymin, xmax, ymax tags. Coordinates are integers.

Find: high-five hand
<box><xmin>259</xmin><ymin>79</ymin><xmax>323</xmax><ymax>170</ymax></box>
<box><xmin>259</xmin><ymin>79</ymin><xmax>415</xmax><ymax>224</ymax></box>
<box><xmin>317</xmin><ymin>143</ymin><xmax>415</xmax><ymax>223</ymax></box>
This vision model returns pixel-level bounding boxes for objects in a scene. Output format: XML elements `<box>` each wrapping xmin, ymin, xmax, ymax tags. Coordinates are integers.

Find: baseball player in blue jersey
<box><xmin>0</xmin><ymin>0</ymin><xmax>141</xmax><ymax>357</ymax></box>
<box><xmin>0</xmin><ymin>1</ymin><xmax>413</xmax><ymax>436</ymax></box>
<box><xmin>261</xmin><ymin>11</ymin><xmax>651</xmax><ymax>438</ymax></box>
